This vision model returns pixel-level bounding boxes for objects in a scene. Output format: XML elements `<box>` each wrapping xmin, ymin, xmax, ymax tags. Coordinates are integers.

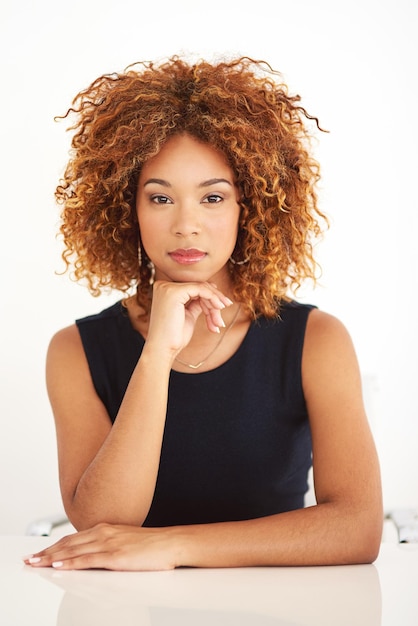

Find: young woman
<box><xmin>25</xmin><ymin>56</ymin><xmax>382</xmax><ymax>570</ymax></box>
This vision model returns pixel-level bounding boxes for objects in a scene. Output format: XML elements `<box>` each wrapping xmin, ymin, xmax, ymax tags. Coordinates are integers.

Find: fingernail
<box><xmin>52</xmin><ymin>561</ymin><xmax>63</xmax><ymax>568</ymax></box>
<box><xmin>28</xmin><ymin>557</ymin><xmax>42</xmax><ymax>564</ymax></box>
<box><xmin>225</xmin><ymin>298</ymin><xmax>233</xmax><ymax>306</ymax></box>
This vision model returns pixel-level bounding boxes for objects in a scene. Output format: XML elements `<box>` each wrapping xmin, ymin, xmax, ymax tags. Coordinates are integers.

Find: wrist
<box><xmin>166</xmin><ymin>525</ymin><xmax>196</xmax><ymax>568</ymax></box>
<box><xmin>140</xmin><ymin>341</ymin><xmax>176</xmax><ymax>370</ymax></box>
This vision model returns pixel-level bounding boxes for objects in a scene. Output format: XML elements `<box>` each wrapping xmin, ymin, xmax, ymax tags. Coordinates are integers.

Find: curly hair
<box><xmin>55</xmin><ymin>55</ymin><xmax>328</xmax><ymax>318</ymax></box>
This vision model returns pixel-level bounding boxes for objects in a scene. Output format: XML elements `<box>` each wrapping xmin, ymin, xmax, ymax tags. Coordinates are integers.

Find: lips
<box><xmin>168</xmin><ymin>248</ymin><xmax>207</xmax><ymax>264</ymax></box>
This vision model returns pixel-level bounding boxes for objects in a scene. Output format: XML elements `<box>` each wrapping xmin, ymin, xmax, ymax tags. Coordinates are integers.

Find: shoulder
<box><xmin>45</xmin><ymin>323</ymin><xmax>96</xmax><ymax>411</ymax></box>
<box><xmin>47</xmin><ymin>324</ymin><xmax>87</xmax><ymax>376</ymax></box>
<box><xmin>259</xmin><ymin>300</ymin><xmax>317</xmax><ymax>341</ymax></box>
<box><xmin>75</xmin><ymin>300</ymin><xmax>136</xmax><ymax>356</ymax></box>
<box><xmin>49</xmin><ymin>301</ymin><xmax>127</xmax><ymax>350</ymax></box>
<box><xmin>279</xmin><ymin>300</ymin><xmax>317</xmax><ymax>317</ymax></box>
<box><xmin>48</xmin><ymin>323</ymin><xmax>82</xmax><ymax>354</ymax></box>
<box><xmin>75</xmin><ymin>300</ymin><xmax>126</xmax><ymax>327</ymax></box>
<box><xmin>46</xmin><ymin>302</ymin><xmax>124</xmax><ymax>373</ymax></box>
<box><xmin>254</xmin><ymin>300</ymin><xmax>316</xmax><ymax>331</ymax></box>
<box><xmin>302</xmin><ymin>309</ymin><xmax>362</xmax><ymax>404</ymax></box>
<box><xmin>303</xmin><ymin>309</ymin><xmax>356</xmax><ymax>358</ymax></box>
<box><xmin>47</xmin><ymin>301</ymin><xmax>129</xmax><ymax>372</ymax></box>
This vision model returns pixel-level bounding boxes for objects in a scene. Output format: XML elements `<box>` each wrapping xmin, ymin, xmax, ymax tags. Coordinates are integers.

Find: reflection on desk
<box><xmin>47</xmin><ymin>561</ymin><xmax>381</xmax><ymax>626</ymax></box>
<box><xmin>1</xmin><ymin>537</ymin><xmax>417</xmax><ymax>625</ymax></box>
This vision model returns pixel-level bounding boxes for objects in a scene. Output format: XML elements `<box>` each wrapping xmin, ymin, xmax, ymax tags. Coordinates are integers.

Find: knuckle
<box><xmin>97</xmin><ymin>522</ymin><xmax>113</xmax><ymax>536</ymax></box>
<box><xmin>59</xmin><ymin>535</ymin><xmax>72</xmax><ymax>547</ymax></box>
<box><xmin>83</xmin><ymin>553</ymin><xmax>98</xmax><ymax>568</ymax></box>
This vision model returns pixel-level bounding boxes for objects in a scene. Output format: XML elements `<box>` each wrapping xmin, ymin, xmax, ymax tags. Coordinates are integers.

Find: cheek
<box><xmin>137</xmin><ymin>207</ymin><xmax>161</xmax><ymax>234</ymax></box>
<box><xmin>216</xmin><ymin>213</ymin><xmax>240</xmax><ymax>239</ymax></box>
<box><xmin>137</xmin><ymin>213</ymin><xmax>158</xmax><ymax>253</ymax></box>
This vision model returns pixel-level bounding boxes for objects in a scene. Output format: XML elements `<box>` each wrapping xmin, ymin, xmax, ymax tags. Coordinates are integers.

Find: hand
<box><xmin>23</xmin><ymin>523</ymin><xmax>180</xmax><ymax>571</ymax></box>
<box><xmin>146</xmin><ymin>280</ymin><xmax>233</xmax><ymax>359</ymax></box>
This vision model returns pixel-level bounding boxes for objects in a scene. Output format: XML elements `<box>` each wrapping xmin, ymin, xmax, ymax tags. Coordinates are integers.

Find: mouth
<box><xmin>168</xmin><ymin>248</ymin><xmax>207</xmax><ymax>265</ymax></box>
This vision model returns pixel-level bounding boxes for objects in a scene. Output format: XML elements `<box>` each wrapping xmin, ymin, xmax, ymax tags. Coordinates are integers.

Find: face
<box><xmin>136</xmin><ymin>134</ymin><xmax>241</xmax><ymax>288</ymax></box>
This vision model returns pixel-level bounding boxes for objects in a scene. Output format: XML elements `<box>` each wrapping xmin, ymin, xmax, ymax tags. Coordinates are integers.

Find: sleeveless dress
<box><xmin>76</xmin><ymin>300</ymin><xmax>315</xmax><ymax>527</ymax></box>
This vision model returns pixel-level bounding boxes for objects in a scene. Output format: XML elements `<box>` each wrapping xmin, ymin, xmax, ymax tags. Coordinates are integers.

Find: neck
<box><xmin>174</xmin><ymin>303</ymin><xmax>242</xmax><ymax>370</ymax></box>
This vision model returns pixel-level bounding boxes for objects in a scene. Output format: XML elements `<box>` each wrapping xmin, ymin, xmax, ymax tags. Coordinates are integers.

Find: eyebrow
<box><xmin>199</xmin><ymin>178</ymin><xmax>233</xmax><ymax>188</ymax></box>
<box><xmin>143</xmin><ymin>178</ymin><xmax>171</xmax><ymax>188</ymax></box>
<box><xmin>143</xmin><ymin>177</ymin><xmax>233</xmax><ymax>188</ymax></box>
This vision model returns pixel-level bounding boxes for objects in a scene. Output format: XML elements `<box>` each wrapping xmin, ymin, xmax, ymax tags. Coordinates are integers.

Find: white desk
<box><xmin>1</xmin><ymin>536</ymin><xmax>417</xmax><ymax>625</ymax></box>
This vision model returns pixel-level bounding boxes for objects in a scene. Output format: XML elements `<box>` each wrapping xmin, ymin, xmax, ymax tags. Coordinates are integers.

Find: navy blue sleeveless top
<box><xmin>76</xmin><ymin>300</ymin><xmax>315</xmax><ymax>527</ymax></box>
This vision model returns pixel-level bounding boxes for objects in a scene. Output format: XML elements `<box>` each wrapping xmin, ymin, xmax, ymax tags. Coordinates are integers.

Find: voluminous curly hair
<box><xmin>56</xmin><ymin>55</ymin><xmax>328</xmax><ymax>318</ymax></box>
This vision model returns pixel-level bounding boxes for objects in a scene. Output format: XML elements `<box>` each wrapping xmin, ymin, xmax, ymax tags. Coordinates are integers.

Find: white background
<box><xmin>0</xmin><ymin>0</ymin><xmax>416</xmax><ymax>533</ymax></box>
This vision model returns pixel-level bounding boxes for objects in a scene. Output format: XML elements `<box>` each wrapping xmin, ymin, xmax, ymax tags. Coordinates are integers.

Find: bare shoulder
<box><xmin>305</xmin><ymin>308</ymin><xmax>353</xmax><ymax>344</ymax></box>
<box><xmin>46</xmin><ymin>323</ymin><xmax>95</xmax><ymax>401</ymax></box>
<box><xmin>302</xmin><ymin>308</ymin><xmax>362</xmax><ymax>405</ymax></box>
<box><xmin>48</xmin><ymin>323</ymin><xmax>83</xmax><ymax>354</ymax></box>
<box><xmin>303</xmin><ymin>309</ymin><xmax>357</xmax><ymax>365</ymax></box>
<box><xmin>47</xmin><ymin>323</ymin><xmax>89</xmax><ymax>376</ymax></box>
<box><xmin>46</xmin><ymin>323</ymin><xmax>111</xmax><ymax>451</ymax></box>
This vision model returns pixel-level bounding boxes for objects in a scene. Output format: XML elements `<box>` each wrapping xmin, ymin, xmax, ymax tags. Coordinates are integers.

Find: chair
<box><xmin>26</xmin><ymin>513</ymin><xmax>74</xmax><ymax>537</ymax></box>
<box><xmin>385</xmin><ymin>509</ymin><xmax>418</xmax><ymax>543</ymax></box>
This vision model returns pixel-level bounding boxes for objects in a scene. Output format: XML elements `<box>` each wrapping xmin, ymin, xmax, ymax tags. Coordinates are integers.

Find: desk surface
<box><xmin>1</xmin><ymin>536</ymin><xmax>417</xmax><ymax>626</ymax></box>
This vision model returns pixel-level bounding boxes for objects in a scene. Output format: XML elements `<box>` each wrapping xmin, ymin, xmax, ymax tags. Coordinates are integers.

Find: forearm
<box><xmin>174</xmin><ymin>502</ymin><xmax>383</xmax><ymax>567</ymax></box>
<box><xmin>68</xmin><ymin>348</ymin><xmax>172</xmax><ymax>529</ymax></box>
<box><xmin>25</xmin><ymin>501</ymin><xmax>383</xmax><ymax>572</ymax></box>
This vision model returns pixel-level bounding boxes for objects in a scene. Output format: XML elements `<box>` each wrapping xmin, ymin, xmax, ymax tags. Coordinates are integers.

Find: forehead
<box><xmin>139</xmin><ymin>134</ymin><xmax>234</xmax><ymax>182</ymax></box>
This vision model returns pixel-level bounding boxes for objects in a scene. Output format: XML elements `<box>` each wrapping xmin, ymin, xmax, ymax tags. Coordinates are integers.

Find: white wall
<box><xmin>1</xmin><ymin>0</ymin><xmax>416</xmax><ymax>533</ymax></box>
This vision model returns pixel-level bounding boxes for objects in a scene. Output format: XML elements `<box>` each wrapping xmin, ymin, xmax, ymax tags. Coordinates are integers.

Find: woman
<box><xmin>25</xmin><ymin>56</ymin><xmax>382</xmax><ymax>570</ymax></box>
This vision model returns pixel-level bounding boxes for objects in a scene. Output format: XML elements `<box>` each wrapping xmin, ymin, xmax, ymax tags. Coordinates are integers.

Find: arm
<box><xmin>28</xmin><ymin>309</ymin><xmax>383</xmax><ymax>569</ymax></box>
<box><xmin>47</xmin><ymin>281</ymin><xmax>231</xmax><ymax>530</ymax></box>
<box><xmin>47</xmin><ymin>325</ymin><xmax>172</xmax><ymax>530</ymax></box>
<box><xmin>175</xmin><ymin>310</ymin><xmax>383</xmax><ymax>567</ymax></box>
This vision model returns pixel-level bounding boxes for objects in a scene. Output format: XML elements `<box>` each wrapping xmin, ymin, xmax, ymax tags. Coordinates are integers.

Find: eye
<box><xmin>203</xmin><ymin>194</ymin><xmax>223</xmax><ymax>204</ymax></box>
<box><xmin>150</xmin><ymin>194</ymin><xmax>172</xmax><ymax>205</ymax></box>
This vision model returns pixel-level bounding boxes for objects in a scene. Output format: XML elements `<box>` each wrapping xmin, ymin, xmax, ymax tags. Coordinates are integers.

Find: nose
<box><xmin>171</xmin><ymin>203</ymin><xmax>201</xmax><ymax>237</ymax></box>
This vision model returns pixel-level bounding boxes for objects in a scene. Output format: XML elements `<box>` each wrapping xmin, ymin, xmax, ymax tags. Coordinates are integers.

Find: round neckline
<box><xmin>171</xmin><ymin>320</ymin><xmax>255</xmax><ymax>377</ymax></box>
<box><xmin>123</xmin><ymin>303</ymin><xmax>256</xmax><ymax>377</ymax></box>
<box><xmin>121</xmin><ymin>299</ymin><xmax>258</xmax><ymax>377</ymax></box>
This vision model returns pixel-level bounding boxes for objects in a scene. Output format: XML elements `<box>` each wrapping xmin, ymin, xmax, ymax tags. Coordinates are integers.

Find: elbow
<box><xmin>360</xmin><ymin>527</ymin><xmax>383</xmax><ymax>564</ymax></box>
<box><xmin>64</xmin><ymin>508</ymin><xmax>93</xmax><ymax>532</ymax></box>
<box><xmin>353</xmin><ymin>538</ymin><xmax>381</xmax><ymax>565</ymax></box>
<box><xmin>67</xmin><ymin>511</ymin><xmax>146</xmax><ymax>532</ymax></box>
<box><xmin>65</xmin><ymin>503</ymin><xmax>148</xmax><ymax>531</ymax></box>
<box><xmin>346</xmin><ymin>509</ymin><xmax>384</xmax><ymax>565</ymax></box>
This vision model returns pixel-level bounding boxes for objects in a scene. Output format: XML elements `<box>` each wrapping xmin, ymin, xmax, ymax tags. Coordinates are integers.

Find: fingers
<box><xmin>23</xmin><ymin>525</ymin><xmax>116</xmax><ymax>570</ymax></box>
<box><xmin>28</xmin><ymin>549</ymin><xmax>114</xmax><ymax>571</ymax></box>
<box><xmin>22</xmin><ymin>524</ymin><xmax>177</xmax><ymax>571</ymax></box>
<box><xmin>199</xmin><ymin>298</ymin><xmax>225</xmax><ymax>333</ymax></box>
<box><xmin>152</xmin><ymin>280</ymin><xmax>233</xmax><ymax>335</ymax></box>
<box><xmin>178</xmin><ymin>282</ymin><xmax>233</xmax><ymax>311</ymax></box>
<box><xmin>23</xmin><ymin>528</ymin><xmax>98</xmax><ymax>568</ymax></box>
<box><xmin>182</xmin><ymin>282</ymin><xmax>233</xmax><ymax>333</ymax></box>
<box><xmin>152</xmin><ymin>279</ymin><xmax>229</xmax><ymax>305</ymax></box>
